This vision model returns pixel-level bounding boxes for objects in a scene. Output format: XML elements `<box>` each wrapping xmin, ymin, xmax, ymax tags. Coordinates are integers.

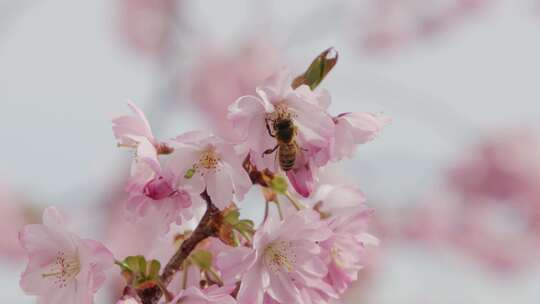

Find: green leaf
<box><xmin>224</xmin><ymin>209</ymin><xmax>240</xmax><ymax>225</ymax></box>
<box><xmin>148</xmin><ymin>260</ymin><xmax>161</xmax><ymax>280</ymax></box>
<box><xmin>124</xmin><ymin>256</ymin><xmax>145</xmax><ymax>274</ymax></box>
<box><xmin>120</xmin><ymin>256</ymin><xmax>162</xmax><ymax>287</ymax></box>
<box><xmin>292</xmin><ymin>47</ymin><xmax>338</xmax><ymax>90</ymax></box>
<box><xmin>190</xmin><ymin>250</ymin><xmax>213</xmax><ymax>270</ymax></box>
<box><xmin>269</xmin><ymin>176</ymin><xmax>288</xmax><ymax>194</ymax></box>
<box><xmin>138</xmin><ymin>257</ymin><xmax>147</xmax><ymax>278</ymax></box>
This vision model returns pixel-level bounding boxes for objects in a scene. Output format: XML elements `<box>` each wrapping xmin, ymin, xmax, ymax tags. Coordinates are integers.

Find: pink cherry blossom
<box><xmin>19</xmin><ymin>207</ymin><xmax>114</xmax><ymax>304</ymax></box>
<box><xmin>228</xmin><ymin>69</ymin><xmax>334</xmax><ymax>196</ymax></box>
<box><xmin>189</xmin><ymin>40</ymin><xmax>279</xmax><ymax>141</ymax></box>
<box><xmin>169</xmin><ymin>131</ymin><xmax>252</xmax><ymax>210</ymax></box>
<box><xmin>220</xmin><ymin>209</ymin><xmax>337</xmax><ymax>304</ymax></box>
<box><xmin>112</xmin><ymin>101</ymin><xmax>172</xmax><ymax>160</ymax></box>
<box><xmin>313</xmin><ymin>184</ymin><xmax>377</xmax><ymax>294</ymax></box>
<box><xmin>168</xmin><ymin>285</ymin><xmax>237</xmax><ymax>304</ymax></box>
<box><xmin>124</xmin><ymin>145</ymin><xmax>200</xmax><ymax>233</ymax></box>
<box><xmin>229</xmin><ymin>69</ymin><xmax>334</xmax><ymax>170</ymax></box>
<box><xmin>126</xmin><ymin>167</ymin><xmax>197</xmax><ymax>232</ymax></box>
<box><xmin>322</xmin><ymin>209</ymin><xmax>377</xmax><ymax>294</ymax></box>
<box><xmin>112</xmin><ymin>102</ymin><xmax>200</xmax><ymax>233</ymax></box>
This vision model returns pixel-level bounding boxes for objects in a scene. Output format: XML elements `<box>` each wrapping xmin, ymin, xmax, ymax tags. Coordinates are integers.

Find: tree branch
<box><xmin>138</xmin><ymin>191</ymin><xmax>222</xmax><ymax>304</ymax></box>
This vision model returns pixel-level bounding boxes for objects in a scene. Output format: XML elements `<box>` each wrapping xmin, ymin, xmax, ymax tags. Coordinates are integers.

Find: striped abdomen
<box><xmin>279</xmin><ymin>142</ymin><xmax>297</xmax><ymax>171</ymax></box>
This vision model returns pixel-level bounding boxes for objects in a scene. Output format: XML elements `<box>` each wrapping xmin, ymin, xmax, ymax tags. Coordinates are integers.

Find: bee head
<box><xmin>274</xmin><ymin>118</ymin><xmax>293</xmax><ymax>131</ymax></box>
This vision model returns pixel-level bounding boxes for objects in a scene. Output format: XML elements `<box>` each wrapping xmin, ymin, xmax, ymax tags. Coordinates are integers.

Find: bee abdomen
<box><xmin>279</xmin><ymin>143</ymin><xmax>297</xmax><ymax>171</ymax></box>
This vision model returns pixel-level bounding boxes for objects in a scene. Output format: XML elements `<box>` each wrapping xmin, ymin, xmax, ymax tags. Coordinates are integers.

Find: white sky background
<box><xmin>0</xmin><ymin>0</ymin><xmax>539</xmax><ymax>302</ymax></box>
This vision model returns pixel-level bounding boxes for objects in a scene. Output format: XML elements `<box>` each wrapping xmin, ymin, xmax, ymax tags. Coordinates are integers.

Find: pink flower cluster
<box><xmin>385</xmin><ymin>129</ymin><xmax>540</xmax><ymax>273</ymax></box>
<box><xmin>446</xmin><ymin>129</ymin><xmax>540</xmax><ymax>271</ymax></box>
<box><xmin>229</xmin><ymin>69</ymin><xmax>389</xmax><ymax>197</ymax></box>
<box><xmin>18</xmin><ymin>59</ymin><xmax>387</xmax><ymax>303</ymax></box>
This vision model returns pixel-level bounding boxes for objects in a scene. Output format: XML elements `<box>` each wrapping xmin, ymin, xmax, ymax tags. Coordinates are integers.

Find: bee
<box><xmin>263</xmin><ymin>115</ymin><xmax>300</xmax><ymax>172</ymax></box>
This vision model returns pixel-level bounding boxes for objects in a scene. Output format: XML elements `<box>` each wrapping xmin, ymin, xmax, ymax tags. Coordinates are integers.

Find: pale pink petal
<box><xmin>112</xmin><ymin>101</ymin><xmax>155</xmax><ymax>146</ymax></box>
<box><xmin>267</xmin><ymin>270</ymin><xmax>301</xmax><ymax>303</ymax></box>
<box><xmin>217</xmin><ymin>144</ymin><xmax>252</xmax><ymax>201</ymax></box>
<box><xmin>205</xmin><ymin>168</ymin><xmax>233</xmax><ymax>210</ymax></box>
<box><xmin>79</xmin><ymin>239</ymin><xmax>114</xmax><ymax>274</ymax></box>
<box><xmin>216</xmin><ymin>246</ymin><xmax>256</xmax><ymax>281</ymax></box>
<box><xmin>332</xmin><ymin>112</ymin><xmax>389</xmax><ymax>161</ymax></box>
<box><xmin>237</xmin><ymin>262</ymin><xmax>265</xmax><ymax>304</ymax></box>
<box><xmin>289</xmin><ymin>95</ymin><xmax>334</xmax><ymax>147</ymax></box>
<box><xmin>342</xmin><ymin>112</ymin><xmax>390</xmax><ymax>144</ymax></box>
<box><xmin>287</xmin><ymin>162</ymin><xmax>316</xmax><ymax>198</ymax></box>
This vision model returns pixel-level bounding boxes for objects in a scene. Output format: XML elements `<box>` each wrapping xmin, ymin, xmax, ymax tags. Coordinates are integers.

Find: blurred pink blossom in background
<box><xmin>356</xmin><ymin>0</ymin><xmax>494</xmax><ymax>53</ymax></box>
<box><xmin>118</xmin><ymin>0</ymin><xmax>179</xmax><ymax>57</ymax></box>
<box><xmin>448</xmin><ymin>128</ymin><xmax>540</xmax><ymax>207</ymax></box>
<box><xmin>0</xmin><ymin>183</ymin><xmax>36</xmax><ymax>260</ymax></box>
<box><xmin>373</xmin><ymin>128</ymin><xmax>540</xmax><ymax>274</ymax></box>
<box><xmin>189</xmin><ymin>40</ymin><xmax>280</xmax><ymax>141</ymax></box>
<box><xmin>446</xmin><ymin>128</ymin><xmax>540</xmax><ymax>272</ymax></box>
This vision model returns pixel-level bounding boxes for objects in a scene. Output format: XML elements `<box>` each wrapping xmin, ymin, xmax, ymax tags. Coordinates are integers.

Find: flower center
<box><xmin>198</xmin><ymin>148</ymin><xmax>221</xmax><ymax>170</ymax></box>
<box><xmin>263</xmin><ymin>241</ymin><xmax>296</xmax><ymax>273</ymax></box>
<box><xmin>267</xmin><ymin>103</ymin><xmax>292</xmax><ymax>122</ymax></box>
<box><xmin>184</xmin><ymin>148</ymin><xmax>222</xmax><ymax>179</ymax></box>
<box><xmin>41</xmin><ymin>251</ymin><xmax>80</xmax><ymax>288</ymax></box>
<box><xmin>144</xmin><ymin>176</ymin><xmax>176</xmax><ymax>200</ymax></box>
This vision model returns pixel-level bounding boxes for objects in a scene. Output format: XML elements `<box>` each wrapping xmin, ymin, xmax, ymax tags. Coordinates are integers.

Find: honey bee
<box><xmin>263</xmin><ymin>115</ymin><xmax>300</xmax><ymax>172</ymax></box>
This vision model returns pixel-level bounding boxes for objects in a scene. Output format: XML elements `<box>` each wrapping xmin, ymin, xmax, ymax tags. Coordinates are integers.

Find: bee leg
<box><xmin>265</xmin><ymin>118</ymin><xmax>276</xmax><ymax>138</ymax></box>
<box><xmin>262</xmin><ymin>145</ymin><xmax>279</xmax><ymax>158</ymax></box>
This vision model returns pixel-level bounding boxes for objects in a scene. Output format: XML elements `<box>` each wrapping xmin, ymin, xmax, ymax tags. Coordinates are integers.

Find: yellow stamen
<box><xmin>41</xmin><ymin>251</ymin><xmax>80</xmax><ymax>288</ymax></box>
<box><xmin>198</xmin><ymin>148</ymin><xmax>221</xmax><ymax>170</ymax></box>
<box><xmin>264</xmin><ymin>241</ymin><xmax>296</xmax><ymax>273</ymax></box>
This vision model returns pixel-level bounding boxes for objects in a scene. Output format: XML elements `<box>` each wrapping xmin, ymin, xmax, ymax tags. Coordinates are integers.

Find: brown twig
<box><xmin>138</xmin><ymin>191</ymin><xmax>222</xmax><ymax>304</ymax></box>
